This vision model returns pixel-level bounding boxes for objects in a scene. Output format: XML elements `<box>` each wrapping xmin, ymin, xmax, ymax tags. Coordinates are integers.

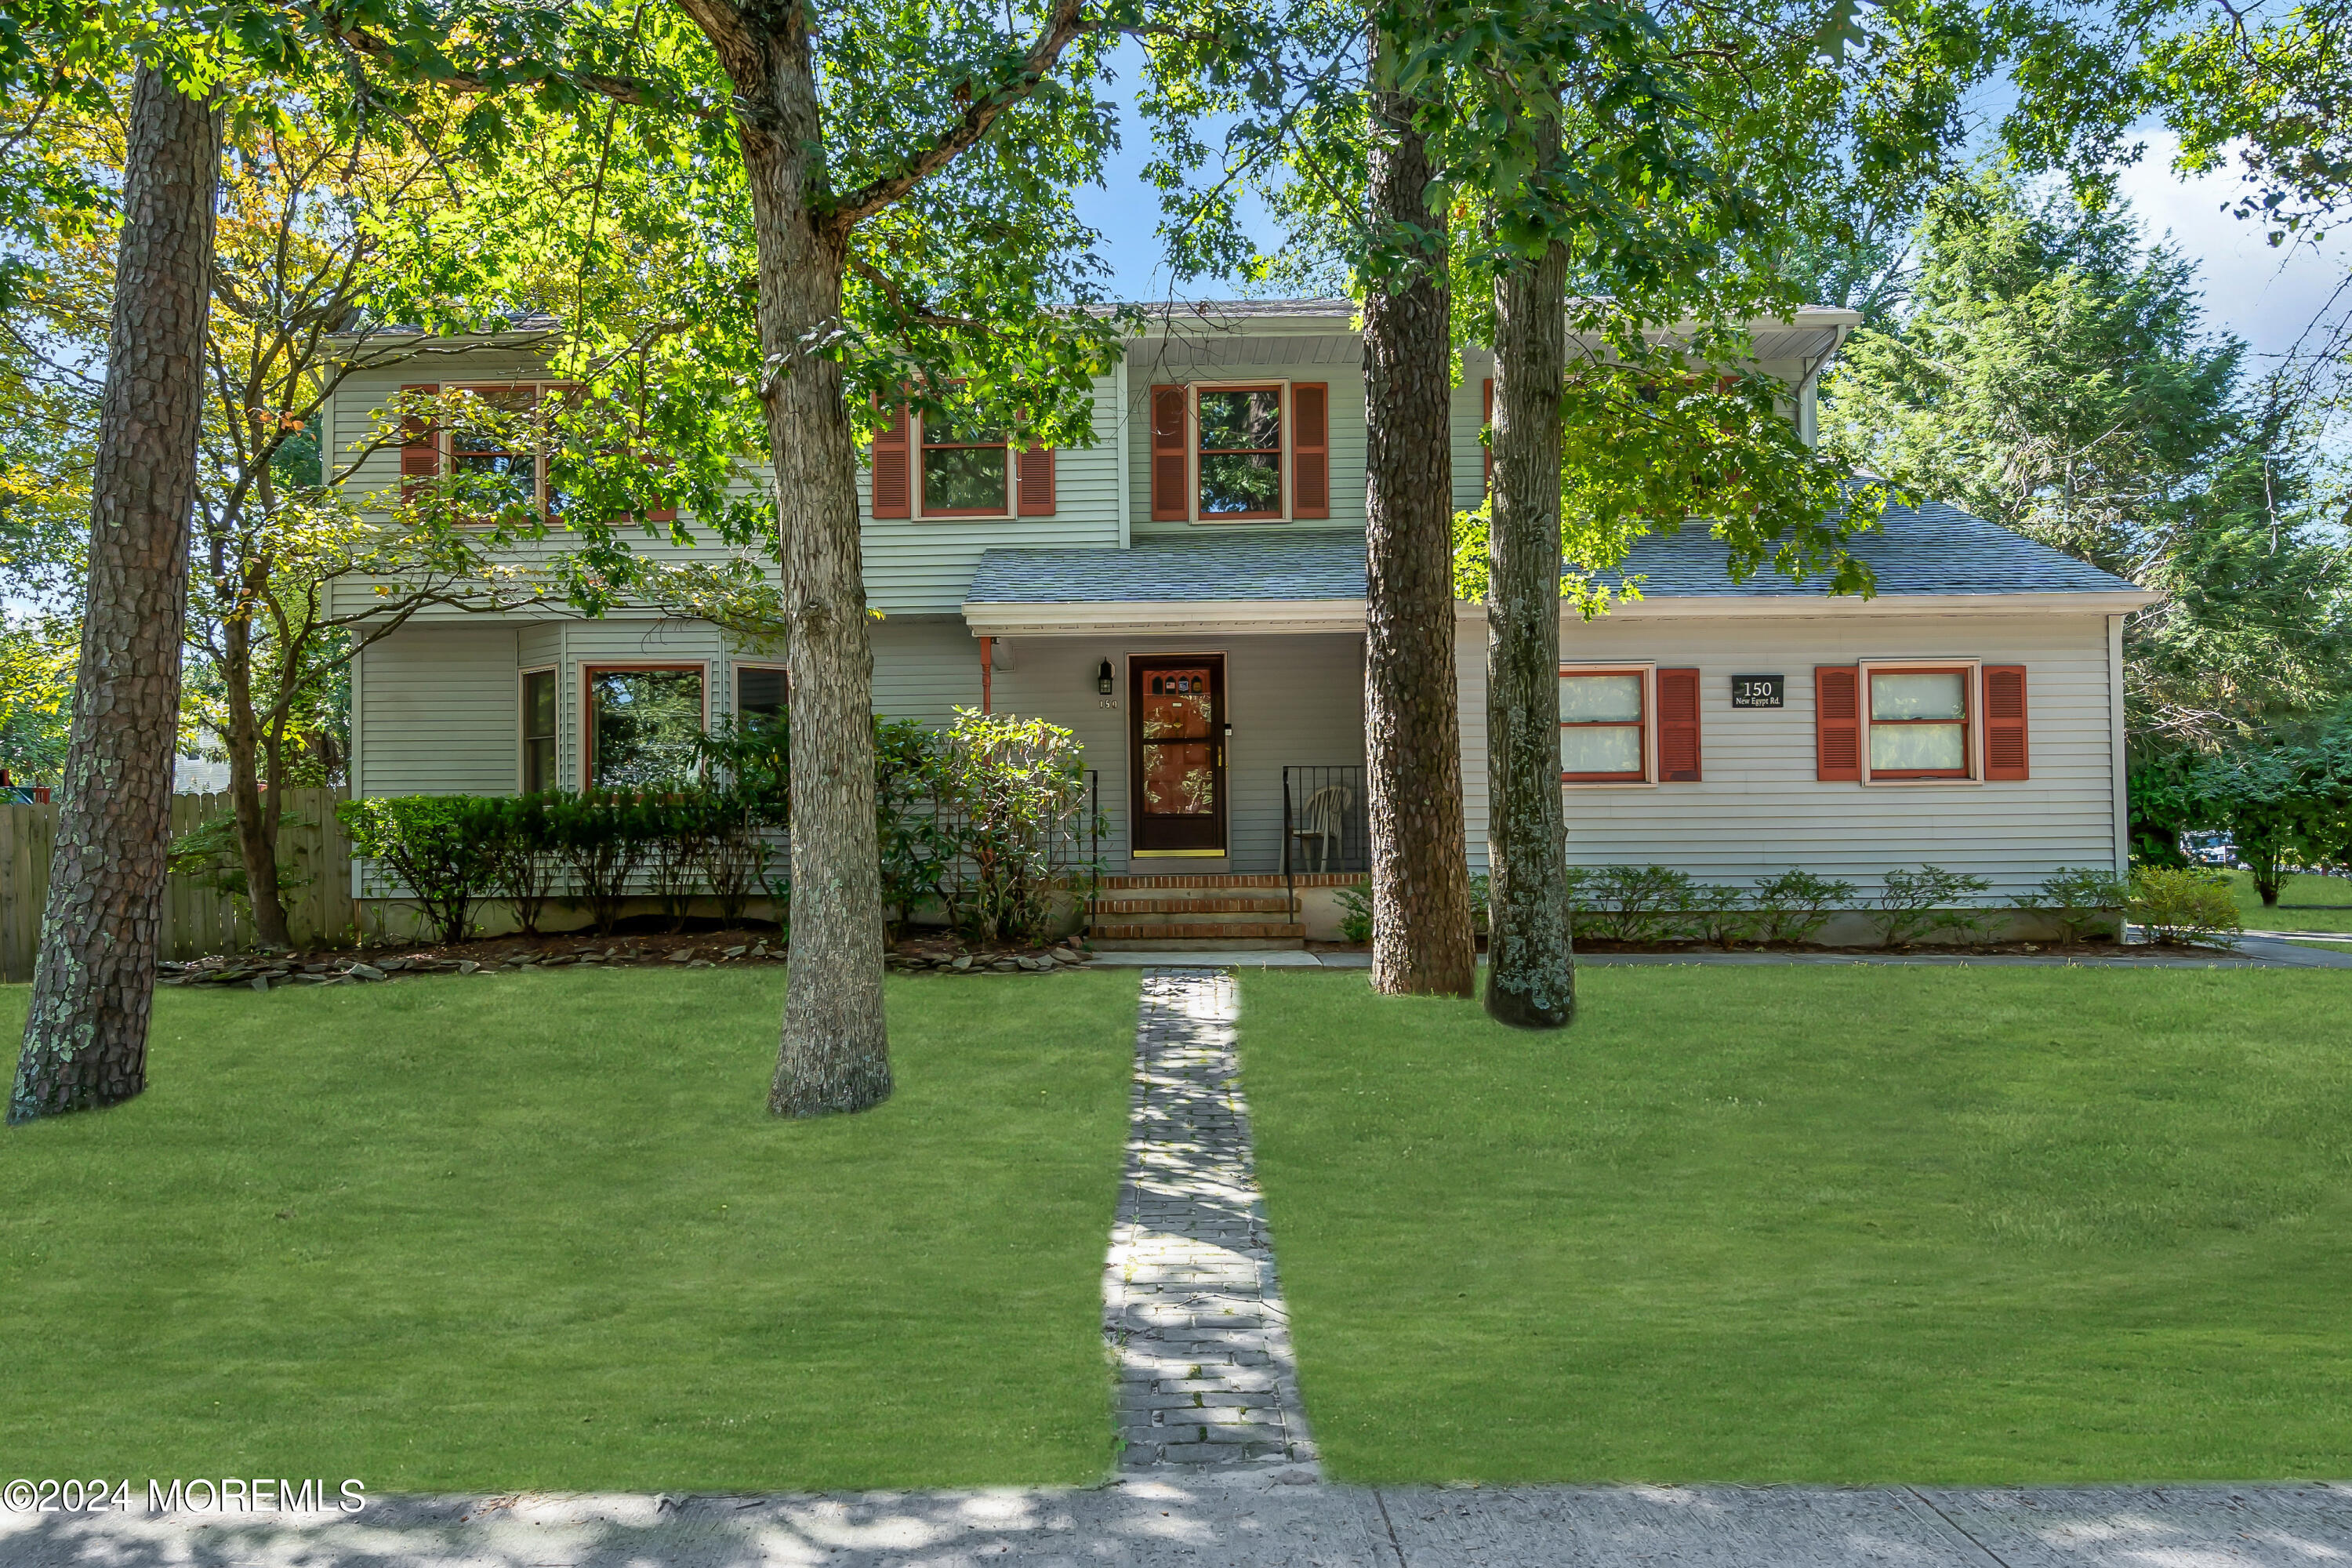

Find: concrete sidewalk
<box><xmin>10</xmin><ymin>1475</ymin><xmax>2351</xmax><ymax>1565</ymax></box>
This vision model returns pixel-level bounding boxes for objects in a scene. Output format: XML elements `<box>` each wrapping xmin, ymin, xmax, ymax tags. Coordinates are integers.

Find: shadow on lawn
<box><xmin>9</xmin><ymin>1478</ymin><xmax>2352</xmax><ymax>1566</ymax></box>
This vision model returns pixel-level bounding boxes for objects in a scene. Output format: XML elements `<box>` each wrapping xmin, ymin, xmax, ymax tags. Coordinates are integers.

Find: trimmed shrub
<box><xmin>474</xmin><ymin>794</ymin><xmax>557</xmax><ymax>935</ymax></box>
<box><xmin>1876</xmin><ymin>865</ymin><xmax>1994</xmax><ymax>948</ymax></box>
<box><xmin>2129</xmin><ymin>866</ymin><xmax>2243</xmax><ymax>946</ymax></box>
<box><xmin>1748</xmin><ymin>869</ymin><xmax>1857</xmax><ymax>944</ymax></box>
<box><xmin>1338</xmin><ymin>879</ymin><xmax>1373</xmax><ymax>943</ymax></box>
<box><xmin>2014</xmin><ymin>866</ymin><xmax>2128</xmax><ymax>945</ymax></box>
<box><xmin>927</xmin><ymin>709</ymin><xmax>1094</xmax><ymax>945</ymax></box>
<box><xmin>336</xmin><ymin>796</ymin><xmax>488</xmax><ymax>945</ymax></box>
<box><xmin>1582</xmin><ymin>865</ymin><xmax>1696</xmax><ymax>943</ymax></box>
<box><xmin>546</xmin><ymin>789</ymin><xmax>652</xmax><ymax>935</ymax></box>
<box><xmin>1686</xmin><ymin>884</ymin><xmax>1755</xmax><ymax>949</ymax></box>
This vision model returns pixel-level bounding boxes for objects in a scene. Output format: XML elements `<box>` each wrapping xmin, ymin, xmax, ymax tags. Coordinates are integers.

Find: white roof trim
<box><xmin>963</xmin><ymin>587</ymin><xmax>2154</xmax><ymax>635</ymax></box>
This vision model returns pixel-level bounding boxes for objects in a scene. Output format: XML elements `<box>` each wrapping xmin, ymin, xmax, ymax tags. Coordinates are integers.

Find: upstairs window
<box><xmin>1197</xmin><ymin>387</ymin><xmax>1283</xmax><ymax>518</ymax></box>
<box><xmin>1559</xmin><ymin>670</ymin><xmax>1647</xmax><ymax>782</ymax></box>
<box><xmin>1867</xmin><ymin>668</ymin><xmax>1969</xmax><ymax>779</ymax></box>
<box><xmin>920</xmin><ymin>409</ymin><xmax>1011</xmax><ymax>516</ymax></box>
<box><xmin>448</xmin><ymin>385</ymin><xmax>541</xmax><ymax>514</ymax></box>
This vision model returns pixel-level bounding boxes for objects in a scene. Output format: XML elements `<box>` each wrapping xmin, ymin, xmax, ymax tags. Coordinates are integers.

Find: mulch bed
<box><xmin>161</xmin><ymin>928</ymin><xmax>1099</xmax><ymax>990</ymax></box>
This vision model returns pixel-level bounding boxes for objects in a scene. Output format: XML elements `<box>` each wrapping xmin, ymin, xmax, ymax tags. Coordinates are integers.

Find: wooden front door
<box><xmin>1131</xmin><ymin>655</ymin><xmax>1227</xmax><ymax>855</ymax></box>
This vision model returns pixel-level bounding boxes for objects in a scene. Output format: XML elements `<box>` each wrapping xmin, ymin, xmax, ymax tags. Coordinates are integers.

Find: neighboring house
<box><xmin>329</xmin><ymin>299</ymin><xmax>2153</xmax><ymax>944</ymax></box>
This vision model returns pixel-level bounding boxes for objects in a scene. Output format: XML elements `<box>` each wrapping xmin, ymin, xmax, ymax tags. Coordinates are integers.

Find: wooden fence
<box><xmin>0</xmin><ymin>787</ymin><xmax>356</xmax><ymax>982</ymax></box>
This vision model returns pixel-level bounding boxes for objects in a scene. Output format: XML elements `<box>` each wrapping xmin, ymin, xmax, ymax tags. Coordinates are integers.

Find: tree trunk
<box><xmin>221</xmin><ymin>608</ymin><xmax>294</xmax><ymax>949</ymax></box>
<box><xmin>11</xmin><ymin>67</ymin><xmax>219</xmax><ymax>1124</ymax></box>
<box><xmin>1362</xmin><ymin>36</ymin><xmax>1475</xmax><ymax>999</ymax></box>
<box><xmin>1483</xmin><ymin>229</ymin><xmax>1575</xmax><ymax>1029</ymax></box>
<box><xmin>721</xmin><ymin>15</ymin><xmax>891</xmax><ymax>1116</ymax></box>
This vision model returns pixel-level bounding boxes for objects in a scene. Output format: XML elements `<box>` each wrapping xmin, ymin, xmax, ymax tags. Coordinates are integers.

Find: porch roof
<box><xmin>964</xmin><ymin>501</ymin><xmax>2143</xmax><ymax>618</ymax></box>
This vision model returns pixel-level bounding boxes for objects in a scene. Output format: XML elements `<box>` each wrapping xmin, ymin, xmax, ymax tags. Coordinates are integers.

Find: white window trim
<box><xmin>1189</xmin><ymin>379</ymin><xmax>1294</xmax><ymax>525</ymax></box>
<box><xmin>580</xmin><ymin>660</ymin><xmax>713</xmax><ymax>789</ymax></box>
<box><xmin>1858</xmin><ymin>657</ymin><xmax>1984</xmax><ymax>786</ymax></box>
<box><xmin>909</xmin><ymin>407</ymin><xmax>1017</xmax><ymax>522</ymax></box>
<box><xmin>518</xmin><ymin>663</ymin><xmax>558</xmax><ymax>794</ymax></box>
<box><xmin>1557</xmin><ymin>661</ymin><xmax>1658</xmax><ymax>788</ymax></box>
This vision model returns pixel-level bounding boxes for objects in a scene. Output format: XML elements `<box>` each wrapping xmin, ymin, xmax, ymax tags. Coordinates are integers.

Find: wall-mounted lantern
<box><xmin>1097</xmin><ymin>659</ymin><xmax>1116</xmax><ymax>696</ymax></box>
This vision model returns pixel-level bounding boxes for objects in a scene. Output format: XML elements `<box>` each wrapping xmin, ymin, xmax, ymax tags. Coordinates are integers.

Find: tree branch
<box><xmin>820</xmin><ymin>0</ymin><xmax>1089</xmax><ymax>237</ymax></box>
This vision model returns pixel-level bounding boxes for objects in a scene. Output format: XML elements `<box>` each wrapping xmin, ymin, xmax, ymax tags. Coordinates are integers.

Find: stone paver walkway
<box><xmin>1102</xmin><ymin>968</ymin><xmax>1317</xmax><ymax>1472</ymax></box>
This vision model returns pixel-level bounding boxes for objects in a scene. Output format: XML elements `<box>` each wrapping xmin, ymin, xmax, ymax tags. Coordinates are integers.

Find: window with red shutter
<box><xmin>869</xmin><ymin>401</ymin><xmax>910</xmax><ymax>518</ymax></box>
<box><xmin>1983</xmin><ymin>665</ymin><xmax>2029</xmax><ymax>779</ymax></box>
<box><xmin>400</xmin><ymin>383</ymin><xmax>440</xmax><ymax>499</ymax></box>
<box><xmin>1657</xmin><ymin>667</ymin><xmax>1701</xmax><ymax>781</ymax></box>
<box><xmin>1292</xmin><ymin>383</ymin><xmax>1329</xmax><ymax>518</ymax></box>
<box><xmin>1815</xmin><ymin>666</ymin><xmax>1860</xmax><ymax>781</ymax></box>
<box><xmin>1150</xmin><ymin>385</ymin><xmax>1189</xmax><ymax>521</ymax></box>
<box><xmin>1015</xmin><ymin>443</ymin><xmax>1056</xmax><ymax>516</ymax></box>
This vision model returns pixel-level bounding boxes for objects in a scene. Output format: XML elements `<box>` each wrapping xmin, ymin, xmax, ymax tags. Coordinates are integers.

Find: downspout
<box><xmin>981</xmin><ymin>635</ymin><xmax>993</xmax><ymax>714</ymax></box>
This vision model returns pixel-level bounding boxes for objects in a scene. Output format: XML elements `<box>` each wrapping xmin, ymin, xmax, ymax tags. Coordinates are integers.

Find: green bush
<box><xmin>1877</xmin><ymin>865</ymin><xmax>1994</xmax><ymax>948</ymax></box>
<box><xmin>336</xmin><ymin>796</ymin><xmax>490</xmax><ymax>945</ymax></box>
<box><xmin>470</xmin><ymin>794</ymin><xmax>557</xmax><ymax>936</ymax></box>
<box><xmin>2014</xmin><ymin>866</ymin><xmax>2128</xmax><ymax>945</ymax></box>
<box><xmin>926</xmin><ymin>709</ymin><xmax>1095</xmax><ymax>945</ymax></box>
<box><xmin>1580</xmin><ymin>865</ymin><xmax>1697</xmax><ymax>943</ymax></box>
<box><xmin>1686</xmin><ymin>884</ymin><xmax>1755</xmax><ymax>949</ymax></box>
<box><xmin>2129</xmin><ymin>866</ymin><xmax>2244</xmax><ymax>946</ymax></box>
<box><xmin>1748</xmin><ymin>869</ymin><xmax>1857</xmax><ymax>944</ymax></box>
<box><xmin>544</xmin><ymin>789</ymin><xmax>652</xmax><ymax>935</ymax></box>
<box><xmin>1338</xmin><ymin>880</ymin><xmax>1373</xmax><ymax>943</ymax></box>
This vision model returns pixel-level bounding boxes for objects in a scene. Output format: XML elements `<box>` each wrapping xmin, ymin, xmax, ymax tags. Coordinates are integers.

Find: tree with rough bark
<box><xmin>1361</xmin><ymin>18</ymin><xmax>1477</xmax><ymax>998</ymax></box>
<box><xmin>310</xmin><ymin>0</ymin><xmax>1144</xmax><ymax>1113</ymax></box>
<box><xmin>10</xmin><ymin>62</ymin><xmax>219</xmax><ymax>1123</ymax></box>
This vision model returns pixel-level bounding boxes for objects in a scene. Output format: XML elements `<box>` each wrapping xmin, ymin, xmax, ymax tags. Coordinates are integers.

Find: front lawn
<box><xmin>2230</xmin><ymin>868</ymin><xmax>2352</xmax><ymax>930</ymax></box>
<box><xmin>1243</xmin><ymin>965</ymin><xmax>2352</xmax><ymax>1484</ymax></box>
<box><xmin>0</xmin><ymin>967</ymin><xmax>1136</xmax><ymax>1491</ymax></box>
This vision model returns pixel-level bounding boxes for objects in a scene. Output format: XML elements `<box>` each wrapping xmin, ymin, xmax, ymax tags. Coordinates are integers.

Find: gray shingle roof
<box><xmin>964</xmin><ymin>502</ymin><xmax>2137</xmax><ymax>604</ymax></box>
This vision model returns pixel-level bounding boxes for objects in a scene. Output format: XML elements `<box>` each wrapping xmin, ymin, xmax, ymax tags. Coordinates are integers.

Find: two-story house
<box><xmin>329</xmin><ymin>299</ymin><xmax>2151</xmax><ymax>945</ymax></box>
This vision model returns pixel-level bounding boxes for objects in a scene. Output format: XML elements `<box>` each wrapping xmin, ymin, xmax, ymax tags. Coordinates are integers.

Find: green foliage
<box><xmin>1748</xmin><ymin>869</ymin><xmax>1859</xmax><ymax>945</ymax></box>
<box><xmin>471</xmin><ymin>794</ymin><xmax>559</xmax><ymax>937</ymax></box>
<box><xmin>2014</xmin><ymin>866</ymin><xmax>2129</xmax><ymax>946</ymax></box>
<box><xmin>543</xmin><ymin>789</ymin><xmax>653</xmax><ymax>937</ymax></box>
<box><xmin>1875</xmin><ymin>865</ymin><xmax>1994</xmax><ymax>948</ymax></box>
<box><xmin>1818</xmin><ymin>170</ymin><xmax>2352</xmax><ymax>748</ymax></box>
<box><xmin>2129</xmin><ymin>866</ymin><xmax>2244</xmax><ymax>948</ymax></box>
<box><xmin>1685</xmin><ymin>884</ymin><xmax>1755</xmax><ymax>950</ymax></box>
<box><xmin>0</xmin><ymin>612</ymin><xmax>74</xmax><ymax>785</ymax></box>
<box><xmin>924</xmin><ymin>710</ymin><xmax>1096</xmax><ymax>946</ymax></box>
<box><xmin>1338</xmin><ymin>880</ymin><xmax>1374</xmax><ymax>944</ymax></box>
<box><xmin>1578</xmin><ymin>865</ymin><xmax>1698</xmax><ymax>944</ymax></box>
<box><xmin>336</xmin><ymin>796</ymin><xmax>488</xmax><ymax>946</ymax></box>
<box><xmin>2131</xmin><ymin>728</ymin><xmax>2352</xmax><ymax>903</ymax></box>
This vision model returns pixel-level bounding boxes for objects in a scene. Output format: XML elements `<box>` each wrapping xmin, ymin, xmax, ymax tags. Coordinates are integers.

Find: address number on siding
<box><xmin>1730</xmin><ymin>674</ymin><xmax>1784</xmax><ymax>708</ymax></box>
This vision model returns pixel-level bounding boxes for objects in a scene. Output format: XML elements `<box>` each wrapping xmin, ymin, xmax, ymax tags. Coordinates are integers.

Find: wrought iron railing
<box><xmin>1282</xmin><ymin>764</ymin><xmax>1368</xmax><ymax>906</ymax></box>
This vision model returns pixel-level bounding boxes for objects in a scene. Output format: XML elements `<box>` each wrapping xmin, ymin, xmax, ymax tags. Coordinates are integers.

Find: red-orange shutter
<box><xmin>400</xmin><ymin>383</ymin><xmax>439</xmax><ymax>498</ymax></box>
<box><xmin>1816</xmin><ymin>666</ymin><xmax>1860</xmax><ymax>781</ymax></box>
<box><xmin>870</xmin><ymin>401</ymin><xmax>910</xmax><ymax>518</ymax></box>
<box><xmin>1657</xmin><ymin>667</ymin><xmax>1701</xmax><ymax>781</ymax></box>
<box><xmin>1482</xmin><ymin>377</ymin><xmax>1494</xmax><ymax>493</ymax></box>
<box><xmin>1015</xmin><ymin>443</ymin><xmax>1055</xmax><ymax>515</ymax></box>
<box><xmin>1292</xmin><ymin>382</ymin><xmax>1329</xmax><ymax>518</ymax></box>
<box><xmin>1150</xmin><ymin>384</ymin><xmax>1189</xmax><ymax>521</ymax></box>
<box><xmin>1983</xmin><ymin>665</ymin><xmax>2029</xmax><ymax>780</ymax></box>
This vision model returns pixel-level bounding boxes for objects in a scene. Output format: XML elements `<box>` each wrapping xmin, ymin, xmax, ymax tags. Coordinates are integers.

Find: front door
<box><xmin>1131</xmin><ymin>655</ymin><xmax>1227</xmax><ymax>855</ymax></box>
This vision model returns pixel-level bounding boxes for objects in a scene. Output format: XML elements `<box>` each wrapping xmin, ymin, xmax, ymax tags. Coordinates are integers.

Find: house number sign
<box><xmin>1730</xmin><ymin>674</ymin><xmax>1785</xmax><ymax>708</ymax></box>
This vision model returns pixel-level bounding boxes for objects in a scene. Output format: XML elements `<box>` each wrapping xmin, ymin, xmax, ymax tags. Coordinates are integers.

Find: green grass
<box><xmin>1242</xmin><ymin>965</ymin><xmax>2352</xmax><ymax>1484</ymax></box>
<box><xmin>0</xmin><ymin>967</ymin><xmax>1137</xmax><ymax>1490</ymax></box>
<box><xmin>2230</xmin><ymin>868</ymin><xmax>2352</xmax><ymax>931</ymax></box>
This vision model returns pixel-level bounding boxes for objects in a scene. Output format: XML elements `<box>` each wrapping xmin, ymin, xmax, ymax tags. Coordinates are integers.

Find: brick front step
<box><xmin>1092</xmin><ymin>921</ymin><xmax>1308</xmax><ymax>942</ymax></box>
<box><xmin>1091</xmin><ymin>897</ymin><xmax>1299</xmax><ymax>917</ymax></box>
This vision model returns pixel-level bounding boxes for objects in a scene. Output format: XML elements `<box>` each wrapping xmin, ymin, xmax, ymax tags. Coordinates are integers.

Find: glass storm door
<box><xmin>1131</xmin><ymin>656</ymin><xmax>1227</xmax><ymax>855</ymax></box>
